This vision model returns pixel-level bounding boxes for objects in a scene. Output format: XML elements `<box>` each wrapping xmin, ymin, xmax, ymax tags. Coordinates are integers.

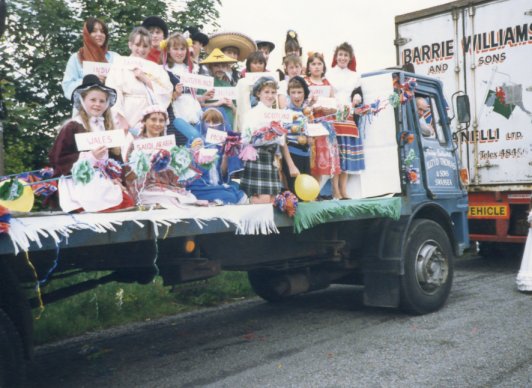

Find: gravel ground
<box><xmin>26</xmin><ymin>254</ymin><xmax>531</xmax><ymax>388</ymax></box>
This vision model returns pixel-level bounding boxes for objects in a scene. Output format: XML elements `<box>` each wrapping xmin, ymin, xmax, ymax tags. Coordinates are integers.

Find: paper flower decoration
<box><xmin>129</xmin><ymin>150</ymin><xmax>150</xmax><ymax>179</ymax></box>
<box><xmin>71</xmin><ymin>159</ymin><xmax>95</xmax><ymax>185</ymax></box>
<box><xmin>151</xmin><ymin>149</ymin><xmax>171</xmax><ymax>172</ymax></box>
<box><xmin>169</xmin><ymin>146</ymin><xmax>192</xmax><ymax>175</ymax></box>
<box><xmin>0</xmin><ymin>179</ymin><xmax>24</xmax><ymax>201</ymax></box>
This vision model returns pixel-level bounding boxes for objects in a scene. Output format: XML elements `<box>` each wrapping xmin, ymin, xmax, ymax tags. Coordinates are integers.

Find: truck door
<box><xmin>412</xmin><ymin>87</ymin><xmax>463</xmax><ymax>199</ymax></box>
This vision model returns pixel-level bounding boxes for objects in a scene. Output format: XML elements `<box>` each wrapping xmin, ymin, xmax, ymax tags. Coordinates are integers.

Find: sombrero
<box><xmin>205</xmin><ymin>31</ymin><xmax>257</xmax><ymax>62</ymax></box>
<box><xmin>200</xmin><ymin>48</ymin><xmax>238</xmax><ymax>65</ymax></box>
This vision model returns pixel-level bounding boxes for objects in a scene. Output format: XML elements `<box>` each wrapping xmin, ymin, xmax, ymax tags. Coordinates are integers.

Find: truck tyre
<box><xmin>248</xmin><ymin>270</ymin><xmax>290</xmax><ymax>303</ymax></box>
<box><xmin>400</xmin><ymin>219</ymin><xmax>453</xmax><ymax>315</ymax></box>
<box><xmin>0</xmin><ymin>308</ymin><xmax>25</xmax><ymax>388</ymax></box>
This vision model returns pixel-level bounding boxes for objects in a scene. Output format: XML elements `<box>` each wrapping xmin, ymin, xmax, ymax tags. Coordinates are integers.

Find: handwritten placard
<box><xmin>83</xmin><ymin>61</ymin><xmax>112</xmax><ymax>78</ymax></box>
<box><xmin>306</xmin><ymin>123</ymin><xmax>329</xmax><ymax>137</ymax></box>
<box><xmin>180</xmin><ymin>73</ymin><xmax>214</xmax><ymax>89</ymax></box>
<box><xmin>309</xmin><ymin>85</ymin><xmax>331</xmax><ymax>98</ymax></box>
<box><xmin>213</xmin><ymin>87</ymin><xmax>237</xmax><ymax>100</ymax></box>
<box><xmin>121</xmin><ymin>57</ymin><xmax>145</xmax><ymax>70</ymax></box>
<box><xmin>205</xmin><ymin>128</ymin><xmax>228</xmax><ymax>145</ymax></box>
<box><xmin>75</xmin><ymin>129</ymin><xmax>126</xmax><ymax>151</ymax></box>
<box><xmin>262</xmin><ymin>109</ymin><xmax>294</xmax><ymax>123</ymax></box>
<box><xmin>244</xmin><ymin>71</ymin><xmax>280</xmax><ymax>84</ymax></box>
<box><xmin>315</xmin><ymin>97</ymin><xmax>338</xmax><ymax>109</ymax></box>
<box><xmin>133</xmin><ymin>135</ymin><xmax>176</xmax><ymax>153</ymax></box>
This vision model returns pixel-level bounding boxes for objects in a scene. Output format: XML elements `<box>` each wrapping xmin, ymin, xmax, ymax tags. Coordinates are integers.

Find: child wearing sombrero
<box><xmin>49</xmin><ymin>75</ymin><xmax>134</xmax><ymax>212</ymax></box>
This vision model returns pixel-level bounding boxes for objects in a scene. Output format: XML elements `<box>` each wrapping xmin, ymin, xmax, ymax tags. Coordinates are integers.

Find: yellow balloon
<box><xmin>0</xmin><ymin>179</ymin><xmax>35</xmax><ymax>212</ymax></box>
<box><xmin>294</xmin><ymin>174</ymin><xmax>320</xmax><ymax>201</ymax></box>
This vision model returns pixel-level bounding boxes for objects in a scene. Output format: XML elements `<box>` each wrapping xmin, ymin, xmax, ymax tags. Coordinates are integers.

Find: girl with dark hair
<box><xmin>62</xmin><ymin>17</ymin><xmax>119</xmax><ymax>100</ymax></box>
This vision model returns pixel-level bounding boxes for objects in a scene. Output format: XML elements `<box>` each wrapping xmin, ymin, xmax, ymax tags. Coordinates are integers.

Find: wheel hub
<box><xmin>415</xmin><ymin>242</ymin><xmax>449</xmax><ymax>292</ymax></box>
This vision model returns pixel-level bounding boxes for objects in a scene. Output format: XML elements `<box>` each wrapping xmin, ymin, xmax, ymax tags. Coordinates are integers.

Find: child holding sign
<box><xmin>305</xmin><ymin>53</ymin><xmax>341</xmax><ymax>199</ymax></box>
<box><xmin>163</xmin><ymin>32</ymin><xmax>203</xmax><ymax>146</ymax></box>
<box><xmin>49</xmin><ymin>75</ymin><xmax>133</xmax><ymax>212</ymax></box>
<box><xmin>240</xmin><ymin>77</ymin><xmax>286</xmax><ymax>204</ymax></box>
<box><xmin>186</xmin><ymin>109</ymin><xmax>247</xmax><ymax>204</ymax></box>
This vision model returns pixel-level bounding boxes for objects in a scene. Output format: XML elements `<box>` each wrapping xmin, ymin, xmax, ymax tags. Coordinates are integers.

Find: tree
<box><xmin>0</xmin><ymin>0</ymin><xmax>220</xmax><ymax>174</ymax></box>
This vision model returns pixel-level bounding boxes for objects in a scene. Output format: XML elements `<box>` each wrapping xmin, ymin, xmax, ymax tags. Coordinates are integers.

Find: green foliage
<box><xmin>0</xmin><ymin>0</ymin><xmax>220</xmax><ymax>174</ymax></box>
<box><xmin>33</xmin><ymin>271</ymin><xmax>253</xmax><ymax>345</ymax></box>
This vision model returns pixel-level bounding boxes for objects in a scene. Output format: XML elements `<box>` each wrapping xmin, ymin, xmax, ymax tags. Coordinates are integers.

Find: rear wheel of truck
<box><xmin>400</xmin><ymin>219</ymin><xmax>454</xmax><ymax>315</ymax></box>
<box><xmin>0</xmin><ymin>308</ymin><xmax>25</xmax><ymax>387</ymax></box>
<box><xmin>248</xmin><ymin>270</ymin><xmax>291</xmax><ymax>303</ymax></box>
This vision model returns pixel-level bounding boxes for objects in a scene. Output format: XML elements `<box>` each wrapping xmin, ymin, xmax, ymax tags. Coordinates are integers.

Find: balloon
<box><xmin>294</xmin><ymin>174</ymin><xmax>320</xmax><ymax>202</ymax></box>
<box><xmin>0</xmin><ymin>179</ymin><xmax>35</xmax><ymax>212</ymax></box>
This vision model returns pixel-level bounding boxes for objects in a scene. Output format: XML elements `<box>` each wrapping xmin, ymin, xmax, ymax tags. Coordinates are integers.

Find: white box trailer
<box><xmin>395</xmin><ymin>0</ymin><xmax>532</xmax><ymax>246</ymax></box>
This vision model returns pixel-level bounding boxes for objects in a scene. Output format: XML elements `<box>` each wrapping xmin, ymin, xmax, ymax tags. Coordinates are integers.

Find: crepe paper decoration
<box><xmin>194</xmin><ymin>149</ymin><xmax>219</xmax><ymax>170</ymax></box>
<box><xmin>72</xmin><ymin>159</ymin><xmax>95</xmax><ymax>185</ymax></box>
<box><xmin>274</xmin><ymin>191</ymin><xmax>298</xmax><ymax>218</ymax></box>
<box><xmin>176</xmin><ymin>165</ymin><xmax>202</xmax><ymax>183</ymax></box>
<box><xmin>293</xmin><ymin>197</ymin><xmax>402</xmax><ymax>234</ymax></box>
<box><xmin>396</xmin><ymin>77</ymin><xmax>417</xmax><ymax>104</ymax></box>
<box><xmin>0</xmin><ymin>179</ymin><xmax>24</xmax><ymax>201</ymax></box>
<box><xmin>0</xmin><ymin>205</ymin><xmax>11</xmax><ymax>234</ymax></box>
<box><xmin>98</xmin><ymin>159</ymin><xmax>122</xmax><ymax>180</ymax></box>
<box><xmin>129</xmin><ymin>150</ymin><xmax>151</xmax><ymax>179</ymax></box>
<box><xmin>404</xmin><ymin>149</ymin><xmax>417</xmax><ymax>167</ymax></box>
<box><xmin>239</xmin><ymin>144</ymin><xmax>258</xmax><ymax>161</ymax></box>
<box><xmin>33</xmin><ymin>181</ymin><xmax>58</xmax><ymax>198</ymax></box>
<box><xmin>151</xmin><ymin>149</ymin><xmax>172</xmax><ymax>172</ymax></box>
<box><xmin>388</xmin><ymin>92</ymin><xmax>400</xmax><ymax>108</ymax></box>
<box><xmin>250</xmin><ymin>121</ymin><xmax>288</xmax><ymax>147</ymax></box>
<box><xmin>224</xmin><ymin>134</ymin><xmax>242</xmax><ymax>157</ymax></box>
<box><xmin>406</xmin><ymin>168</ymin><xmax>420</xmax><ymax>184</ymax></box>
<box><xmin>169</xmin><ymin>146</ymin><xmax>192</xmax><ymax>175</ymax></box>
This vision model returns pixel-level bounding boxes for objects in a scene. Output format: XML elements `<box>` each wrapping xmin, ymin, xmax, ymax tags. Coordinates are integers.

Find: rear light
<box><xmin>459</xmin><ymin>168</ymin><xmax>469</xmax><ymax>186</ymax></box>
<box><xmin>184</xmin><ymin>238</ymin><xmax>196</xmax><ymax>253</ymax></box>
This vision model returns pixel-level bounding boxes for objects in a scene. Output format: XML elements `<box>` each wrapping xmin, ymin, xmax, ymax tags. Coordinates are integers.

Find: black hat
<box><xmin>185</xmin><ymin>26</ymin><xmax>209</xmax><ymax>47</ymax></box>
<box><xmin>142</xmin><ymin>16</ymin><xmax>168</xmax><ymax>38</ymax></box>
<box><xmin>71</xmin><ymin>74</ymin><xmax>117</xmax><ymax>110</ymax></box>
<box><xmin>288</xmin><ymin>76</ymin><xmax>310</xmax><ymax>100</ymax></box>
<box><xmin>256</xmin><ymin>40</ymin><xmax>275</xmax><ymax>53</ymax></box>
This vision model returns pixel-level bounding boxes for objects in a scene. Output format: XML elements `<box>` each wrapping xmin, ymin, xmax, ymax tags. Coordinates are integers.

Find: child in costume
<box><xmin>240</xmin><ymin>77</ymin><xmax>286</xmax><ymax>204</ymax></box>
<box><xmin>49</xmin><ymin>75</ymin><xmax>133</xmax><ymax>212</ymax></box>
<box><xmin>163</xmin><ymin>32</ymin><xmax>204</xmax><ymax>146</ymax></box>
<box><xmin>328</xmin><ymin>42</ymin><xmax>364</xmax><ymax>199</ymax></box>
<box><xmin>186</xmin><ymin>109</ymin><xmax>247</xmax><ymax>204</ymax></box>
<box><xmin>105</xmin><ymin>27</ymin><xmax>173</xmax><ymax>134</ymax></box>
<box><xmin>304</xmin><ymin>52</ymin><xmax>341</xmax><ymax>199</ymax></box>
<box><xmin>281</xmin><ymin>76</ymin><xmax>312</xmax><ymax>195</ymax></box>
<box><xmin>141</xmin><ymin>16</ymin><xmax>168</xmax><ymax>64</ymax></box>
<box><xmin>278</xmin><ymin>54</ymin><xmax>305</xmax><ymax>109</ymax></box>
<box><xmin>62</xmin><ymin>17</ymin><xmax>119</xmax><ymax>100</ymax></box>
<box><xmin>124</xmin><ymin>105</ymin><xmax>197</xmax><ymax>208</ymax></box>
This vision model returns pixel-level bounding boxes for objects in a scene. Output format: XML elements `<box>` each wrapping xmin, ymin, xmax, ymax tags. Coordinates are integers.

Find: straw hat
<box><xmin>205</xmin><ymin>31</ymin><xmax>257</xmax><ymax>62</ymax></box>
<box><xmin>200</xmin><ymin>48</ymin><xmax>238</xmax><ymax>65</ymax></box>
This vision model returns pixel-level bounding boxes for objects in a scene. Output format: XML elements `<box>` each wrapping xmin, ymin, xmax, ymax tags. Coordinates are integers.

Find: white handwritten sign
<box><xmin>205</xmin><ymin>128</ymin><xmax>228</xmax><ymax>145</ymax></box>
<box><xmin>261</xmin><ymin>109</ymin><xmax>294</xmax><ymax>123</ymax></box>
<box><xmin>306</xmin><ymin>123</ymin><xmax>329</xmax><ymax>137</ymax></box>
<box><xmin>121</xmin><ymin>57</ymin><xmax>145</xmax><ymax>70</ymax></box>
<box><xmin>315</xmin><ymin>97</ymin><xmax>338</xmax><ymax>109</ymax></box>
<box><xmin>83</xmin><ymin>61</ymin><xmax>112</xmax><ymax>78</ymax></box>
<box><xmin>75</xmin><ymin>129</ymin><xmax>125</xmax><ymax>151</ymax></box>
<box><xmin>133</xmin><ymin>135</ymin><xmax>176</xmax><ymax>153</ymax></box>
<box><xmin>213</xmin><ymin>87</ymin><xmax>237</xmax><ymax>100</ymax></box>
<box><xmin>309</xmin><ymin>85</ymin><xmax>331</xmax><ymax>98</ymax></box>
<box><xmin>244</xmin><ymin>71</ymin><xmax>280</xmax><ymax>85</ymax></box>
<box><xmin>180</xmin><ymin>73</ymin><xmax>214</xmax><ymax>89</ymax></box>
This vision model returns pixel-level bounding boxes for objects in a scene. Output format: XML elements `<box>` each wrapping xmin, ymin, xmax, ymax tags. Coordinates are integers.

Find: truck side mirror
<box><xmin>456</xmin><ymin>95</ymin><xmax>470</xmax><ymax>124</ymax></box>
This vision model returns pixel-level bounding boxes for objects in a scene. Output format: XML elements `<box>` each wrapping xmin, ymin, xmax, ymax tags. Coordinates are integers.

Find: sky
<box><xmin>216</xmin><ymin>0</ymin><xmax>451</xmax><ymax>72</ymax></box>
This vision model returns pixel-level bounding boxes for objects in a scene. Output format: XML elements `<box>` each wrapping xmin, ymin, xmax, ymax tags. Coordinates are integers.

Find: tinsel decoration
<box><xmin>274</xmin><ymin>191</ymin><xmax>298</xmax><ymax>218</ymax></box>
<box><xmin>71</xmin><ymin>159</ymin><xmax>95</xmax><ymax>185</ymax></box>
<box><xmin>151</xmin><ymin>149</ymin><xmax>172</xmax><ymax>172</ymax></box>
<box><xmin>0</xmin><ymin>179</ymin><xmax>24</xmax><ymax>201</ymax></box>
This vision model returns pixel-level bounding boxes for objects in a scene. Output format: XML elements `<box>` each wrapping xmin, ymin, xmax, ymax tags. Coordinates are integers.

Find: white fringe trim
<box><xmin>7</xmin><ymin>204</ymin><xmax>278</xmax><ymax>255</ymax></box>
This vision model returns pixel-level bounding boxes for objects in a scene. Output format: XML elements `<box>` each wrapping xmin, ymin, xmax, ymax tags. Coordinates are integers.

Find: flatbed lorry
<box><xmin>0</xmin><ymin>70</ymin><xmax>471</xmax><ymax>386</ymax></box>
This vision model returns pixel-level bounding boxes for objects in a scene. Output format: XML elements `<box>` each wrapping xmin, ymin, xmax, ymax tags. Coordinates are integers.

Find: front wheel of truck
<box><xmin>400</xmin><ymin>219</ymin><xmax>454</xmax><ymax>315</ymax></box>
